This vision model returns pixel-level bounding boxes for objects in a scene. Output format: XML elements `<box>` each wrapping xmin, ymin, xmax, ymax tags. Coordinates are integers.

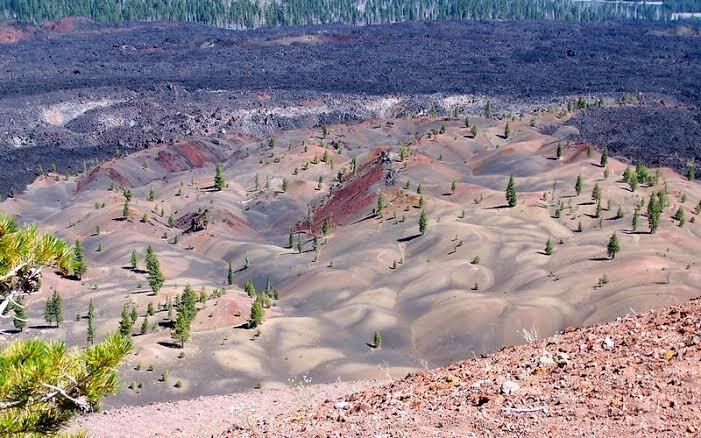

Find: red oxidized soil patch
<box><xmin>564</xmin><ymin>143</ymin><xmax>592</xmax><ymax>164</ymax></box>
<box><xmin>298</xmin><ymin>148</ymin><xmax>385</xmax><ymax>233</ymax></box>
<box><xmin>76</xmin><ymin>164</ymin><xmax>131</xmax><ymax>192</ymax></box>
<box><xmin>0</xmin><ymin>21</ymin><xmax>33</xmax><ymax>44</ymax></box>
<box><xmin>155</xmin><ymin>142</ymin><xmax>214</xmax><ymax>172</ymax></box>
<box><xmin>174</xmin><ymin>142</ymin><xmax>212</xmax><ymax>167</ymax></box>
<box><xmin>41</xmin><ymin>17</ymin><xmax>93</xmax><ymax>33</ymax></box>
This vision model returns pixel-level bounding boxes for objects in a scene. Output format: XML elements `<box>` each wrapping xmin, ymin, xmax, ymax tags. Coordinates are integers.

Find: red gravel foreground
<box><xmin>71</xmin><ymin>298</ymin><xmax>701</xmax><ymax>437</ymax></box>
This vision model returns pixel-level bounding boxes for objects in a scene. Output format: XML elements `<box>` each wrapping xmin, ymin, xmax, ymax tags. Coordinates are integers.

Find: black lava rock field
<box><xmin>0</xmin><ymin>18</ymin><xmax>699</xmax><ymax>195</ymax></box>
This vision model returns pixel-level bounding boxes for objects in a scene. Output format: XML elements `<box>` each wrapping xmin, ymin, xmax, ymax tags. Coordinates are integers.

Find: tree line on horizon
<box><xmin>0</xmin><ymin>0</ymin><xmax>691</xmax><ymax>29</ymax></box>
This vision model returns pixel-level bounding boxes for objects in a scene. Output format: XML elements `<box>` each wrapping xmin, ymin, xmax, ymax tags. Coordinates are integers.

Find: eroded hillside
<box><xmin>2</xmin><ymin>114</ymin><xmax>699</xmax><ymax>408</ymax></box>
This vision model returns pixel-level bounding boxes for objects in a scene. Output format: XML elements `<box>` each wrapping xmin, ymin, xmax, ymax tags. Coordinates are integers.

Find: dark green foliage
<box><xmin>145</xmin><ymin>245</ymin><xmax>165</xmax><ymax>294</ymax></box>
<box><xmin>556</xmin><ymin>143</ymin><xmax>562</xmax><ymax>160</ymax></box>
<box><xmin>575</xmin><ymin>175</ymin><xmax>582</xmax><ymax>196</ymax></box>
<box><xmin>140</xmin><ymin>315</ymin><xmax>150</xmax><ymax>335</ymax></box>
<box><xmin>616</xmin><ymin>205</ymin><xmax>624</xmax><ymax>219</ymax></box>
<box><xmin>118</xmin><ymin>304</ymin><xmax>134</xmax><ymax>337</ymax></box>
<box><xmin>87</xmin><ymin>299</ymin><xmax>96</xmax><ymax>345</ymax></box>
<box><xmin>214</xmin><ymin>163</ymin><xmax>225</xmax><ymax>191</ymax></box>
<box><xmin>249</xmin><ymin>295</ymin><xmax>265</xmax><ymax>328</ymax></box>
<box><xmin>12</xmin><ymin>296</ymin><xmax>27</xmax><ymax>332</ymax></box>
<box><xmin>607</xmin><ymin>233</ymin><xmax>620</xmax><ymax>259</ymax></box>
<box><xmin>544</xmin><ymin>238</ymin><xmax>553</xmax><ymax>256</ymax></box>
<box><xmin>373</xmin><ymin>330</ymin><xmax>382</xmax><ymax>348</ymax></box>
<box><xmin>600</xmin><ymin>148</ymin><xmax>608</xmax><ymax>167</ymax></box>
<box><xmin>173</xmin><ymin>309</ymin><xmax>190</xmax><ymax>348</ymax></box>
<box><xmin>647</xmin><ymin>193</ymin><xmax>662</xmax><ymax>233</ymax></box>
<box><xmin>227</xmin><ymin>260</ymin><xmax>235</xmax><ymax>285</ymax></box>
<box><xmin>321</xmin><ymin>217</ymin><xmax>332</xmax><ymax>235</ymax></box>
<box><xmin>632</xmin><ymin>209</ymin><xmax>640</xmax><ymax>231</ymax></box>
<box><xmin>591</xmin><ymin>183</ymin><xmax>601</xmax><ymax>201</ymax></box>
<box><xmin>0</xmin><ymin>333</ymin><xmax>131</xmax><ymax>435</ymax></box>
<box><xmin>130</xmin><ymin>250</ymin><xmax>139</xmax><ymax>271</ymax></box>
<box><xmin>674</xmin><ymin>206</ymin><xmax>685</xmax><ymax>222</ymax></box>
<box><xmin>245</xmin><ymin>280</ymin><xmax>256</xmax><ymax>297</ymax></box>
<box><xmin>418</xmin><ymin>210</ymin><xmax>428</xmax><ymax>235</ymax></box>
<box><xmin>73</xmin><ymin>240</ymin><xmax>87</xmax><ymax>280</ymax></box>
<box><xmin>376</xmin><ymin>192</ymin><xmax>386</xmax><ymax>216</ymax></box>
<box><xmin>505</xmin><ymin>175</ymin><xmax>518</xmax><ymax>207</ymax></box>
<box><xmin>44</xmin><ymin>290</ymin><xmax>63</xmax><ymax>328</ymax></box>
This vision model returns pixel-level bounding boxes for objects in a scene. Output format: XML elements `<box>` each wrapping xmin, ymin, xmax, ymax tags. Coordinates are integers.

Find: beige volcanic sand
<box><xmin>1</xmin><ymin>116</ymin><xmax>700</xmax><ymax>412</ymax></box>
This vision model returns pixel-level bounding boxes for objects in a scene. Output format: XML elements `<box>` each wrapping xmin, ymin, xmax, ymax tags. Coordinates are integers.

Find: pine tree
<box><xmin>595</xmin><ymin>199</ymin><xmax>602</xmax><ymax>218</ymax></box>
<box><xmin>647</xmin><ymin>194</ymin><xmax>662</xmax><ymax>234</ymax></box>
<box><xmin>544</xmin><ymin>238</ymin><xmax>553</xmax><ymax>256</ymax></box>
<box><xmin>282</xmin><ymin>178</ymin><xmax>288</xmax><ymax>192</ymax></box>
<box><xmin>245</xmin><ymin>280</ymin><xmax>256</xmax><ymax>297</ymax></box>
<box><xmin>470</xmin><ymin>125</ymin><xmax>478</xmax><ymax>138</ymax></box>
<box><xmin>12</xmin><ymin>296</ymin><xmax>27</xmax><ymax>332</ymax></box>
<box><xmin>575</xmin><ymin>175</ymin><xmax>582</xmax><ymax>196</ymax></box>
<box><xmin>600</xmin><ymin>148</ymin><xmax>608</xmax><ymax>167</ymax></box>
<box><xmin>288</xmin><ymin>232</ymin><xmax>294</xmax><ymax>249</ymax></box>
<box><xmin>0</xmin><ymin>333</ymin><xmax>131</xmax><ymax>435</ymax></box>
<box><xmin>628</xmin><ymin>172</ymin><xmax>638</xmax><ymax>192</ymax></box>
<box><xmin>373</xmin><ymin>330</ymin><xmax>382</xmax><ymax>348</ymax></box>
<box><xmin>451</xmin><ymin>179</ymin><xmax>457</xmax><ymax>194</ymax></box>
<box><xmin>147</xmin><ymin>186</ymin><xmax>156</xmax><ymax>201</ymax></box>
<box><xmin>145</xmin><ymin>245</ymin><xmax>165</xmax><ymax>294</ymax></box>
<box><xmin>556</xmin><ymin>143</ymin><xmax>562</xmax><ymax>160</ymax></box>
<box><xmin>130</xmin><ymin>250</ymin><xmax>139</xmax><ymax>271</ymax></box>
<box><xmin>504</xmin><ymin>122</ymin><xmax>511</xmax><ymax>138</ymax></box>
<box><xmin>118</xmin><ymin>305</ymin><xmax>133</xmax><ymax>337</ymax></box>
<box><xmin>607</xmin><ymin>233</ymin><xmax>621</xmax><ymax>259</ymax></box>
<box><xmin>140</xmin><ymin>315</ymin><xmax>149</xmax><ymax>335</ymax></box>
<box><xmin>322</xmin><ymin>217</ymin><xmax>332</xmax><ymax>235</ymax></box>
<box><xmin>248</xmin><ymin>295</ymin><xmax>265</xmax><ymax>328</ymax></box>
<box><xmin>505</xmin><ymin>175</ymin><xmax>518</xmax><ymax>207</ymax></box>
<box><xmin>87</xmin><ymin>299</ymin><xmax>95</xmax><ymax>345</ymax></box>
<box><xmin>227</xmin><ymin>260</ymin><xmax>234</xmax><ymax>285</ymax></box>
<box><xmin>122</xmin><ymin>201</ymin><xmax>130</xmax><ymax>219</ymax></box>
<box><xmin>172</xmin><ymin>308</ymin><xmax>190</xmax><ymax>348</ymax></box>
<box><xmin>616</xmin><ymin>205</ymin><xmax>624</xmax><ymax>219</ymax></box>
<box><xmin>44</xmin><ymin>290</ymin><xmax>63</xmax><ymax>327</ymax></box>
<box><xmin>129</xmin><ymin>305</ymin><xmax>138</xmax><ymax>325</ymax></box>
<box><xmin>180</xmin><ymin>285</ymin><xmax>198</xmax><ymax>322</ymax></box>
<box><xmin>147</xmin><ymin>302</ymin><xmax>155</xmax><ymax>316</ymax></box>
<box><xmin>632</xmin><ymin>209</ymin><xmax>640</xmax><ymax>231</ymax></box>
<box><xmin>214</xmin><ymin>163</ymin><xmax>225</xmax><ymax>191</ymax></box>
<box><xmin>418</xmin><ymin>210</ymin><xmax>428</xmax><ymax>235</ymax></box>
<box><xmin>70</xmin><ymin>240</ymin><xmax>86</xmax><ymax>280</ymax></box>
<box><xmin>687</xmin><ymin>163</ymin><xmax>695</xmax><ymax>181</ymax></box>
<box><xmin>376</xmin><ymin>192</ymin><xmax>385</xmax><ymax>216</ymax></box>
<box><xmin>674</xmin><ymin>207</ymin><xmax>685</xmax><ymax>222</ymax></box>
<box><xmin>591</xmin><ymin>183</ymin><xmax>601</xmax><ymax>201</ymax></box>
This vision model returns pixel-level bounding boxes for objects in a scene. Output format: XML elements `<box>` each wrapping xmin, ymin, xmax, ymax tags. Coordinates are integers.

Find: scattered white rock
<box><xmin>334</xmin><ymin>401</ymin><xmax>351</xmax><ymax>410</ymax></box>
<box><xmin>603</xmin><ymin>336</ymin><xmax>614</xmax><ymax>350</ymax></box>
<box><xmin>500</xmin><ymin>380</ymin><xmax>520</xmax><ymax>395</ymax></box>
<box><xmin>538</xmin><ymin>353</ymin><xmax>556</xmax><ymax>368</ymax></box>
